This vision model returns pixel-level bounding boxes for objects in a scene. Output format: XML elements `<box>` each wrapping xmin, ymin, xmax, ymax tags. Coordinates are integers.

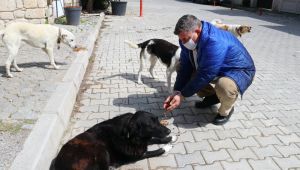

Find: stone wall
<box><xmin>0</xmin><ymin>0</ymin><xmax>53</xmax><ymax>29</ymax></box>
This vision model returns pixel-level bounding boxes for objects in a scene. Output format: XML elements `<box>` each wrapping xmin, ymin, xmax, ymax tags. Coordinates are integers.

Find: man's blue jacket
<box><xmin>174</xmin><ymin>21</ymin><xmax>256</xmax><ymax>97</ymax></box>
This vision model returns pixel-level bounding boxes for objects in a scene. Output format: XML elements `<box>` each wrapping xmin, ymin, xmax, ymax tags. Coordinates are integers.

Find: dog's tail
<box><xmin>124</xmin><ymin>40</ymin><xmax>140</xmax><ymax>49</ymax></box>
<box><xmin>211</xmin><ymin>19</ymin><xmax>223</xmax><ymax>25</ymax></box>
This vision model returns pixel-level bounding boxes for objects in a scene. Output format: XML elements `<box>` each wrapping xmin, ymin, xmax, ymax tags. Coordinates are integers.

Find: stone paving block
<box><xmin>250</xmin><ymin>99</ymin><xmax>268</xmax><ymax>105</ymax></box>
<box><xmin>201</xmin><ymin>123</ymin><xmax>224</xmax><ymax>131</ymax></box>
<box><xmin>118</xmin><ymin>159</ymin><xmax>148</xmax><ymax>170</ymax></box>
<box><xmin>201</xmin><ymin>149</ymin><xmax>232</xmax><ymax>164</ymax></box>
<box><xmin>277</xmin><ymin>124</ymin><xmax>300</xmax><ymax>134</ymax></box>
<box><xmin>79</xmin><ymin>105</ymin><xmax>99</xmax><ymax>113</ymax></box>
<box><xmin>260</xmin><ymin>118</ymin><xmax>284</xmax><ymax>127</ymax></box>
<box><xmin>215</xmin><ymin>129</ymin><xmax>241</xmax><ymax>140</ymax></box>
<box><xmin>73</xmin><ymin>112</ymin><xmax>90</xmax><ymax>120</ymax></box>
<box><xmin>255</xmin><ymin>135</ymin><xmax>283</xmax><ymax>146</ymax></box>
<box><xmin>193</xmin><ymin>130</ymin><xmax>218</xmax><ymax>141</ymax></box>
<box><xmin>221</xmin><ymin>159</ymin><xmax>252</xmax><ymax>170</ymax></box>
<box><xmin>99</xmin><ymin>105</ymin><xmax>119</xmax><ymax>112</ymax></box>
<box><xmin>88</xmin><ymin>112</ymin><xmax>110</xmax><ymax>120</ymax></box>
<box><xmin>248</xmin><ymin>157</ymin><xmax>280</xmax><ymax>170</ymax></box>
<box><xmin>273</xmin><ymin>155</ymin><xmax>300</xmax><ymax>169</ymax></box>
<box><xmin>236</xmin><ymin>127</ymin><xmax>261</xmax><ymax>138</ymax></box>
<box><xmin>282</xmin><ymin>110</ymin><xmax>300</xmax><ymax>118</ymax></box>
<box><xmin>208</xmin><ymin>138</ymin><xmax>237</xmax><ymax>150</ymax></box>
<box><xmin>184</xmin><ymin>140</ymin><xmax>213</xmax><ymax>153</ymax></box>
<box><xmin>176</xmin><ymin>131</ymin><xmax>195</xmax><ymax>143</ymax></box>
<box><xmin>163</xmin><ymin>165</ymin><xmax>193</xmax><ymax>170</ymax></box>
<box><xmin>128</xmin><ymin>97</ymin><xmax>148</xmax><ymax>105</ymax></box>
<box><xmin>274</xmin><ymin>143</ymin><xmax>300</xmax><ymax>157</ymax></box>
<box><xmin>167</xmin><ymin>116</ymin><xmax>187</xmax><ymax>124</ymax></box>
<box><xmin>283</xmin><ymin>104</ymin><xmax>300</xmax><ymax>111</ymax></box>
<box><xmin>230</xmin><ymin>112</ymin><xmax>248</xmax><ymax>121</ymax></box>
<box><xmin>70</xmin><ymin>127</ymin><xmax>85</xmax><ymax>138</ymax></box>
<box><xmin>171</xmin><ymin>108</ymin><xmax>194</xmax><ymax>116</ymax></box>
<box><xmin>227</xmin><ymin>147</ymin><xmax>257</xmax><ymax>161</ymax></box>
<box><xmin>248</xmin><ymin>105</ymin><xmax>269</xmax><ymax>112</ymax></box>
<box><xmin>232</xmin><ymin>137</ymin><xmax>260</xmax><ymax>149</ymax></box>
<box><xmin>101</xmin><ymin>93</ymin><xmax>119</xmax><ymax>99</ymax></box>
<box><xmin>184</xmin><ymin>114</ymin><xmax>208</xmax><ymax>123</ymax></box>
<box><xmin>278</xmin><ymin>117</ymin><xmax>300</xmax><ymax>126</ymax></box>
<box><xmin>263</xmin><ymin>111</ymin><xmax>287</xmax><ymax>119</ymax></box>
<box><xmin>244</xmin><ymin>111</ymin><xmax>267</xmax><ymax>120</ymax></box>
<box><xmin>240</xmin><ymin>119</ymin><xmax>265</xmax><ymax>128</ymax></box>
<box><xmin>257</xmin><ymin>126</ymin><xmax>284</xmax><ymax>136</ymax></box>
<box><xmin>79</xmin><ymin>99</ymin><xmax>90</xmax><ymax>106</ymax></box>
<box><xmin>167</xmin><ymin>142</ymin><xmax>186</xmax><ymax>154</ymax></box>
<box><xmin>251</xmin><ymin>145</ymin><xmax>282</xmax><ymax>159</ymax></box>
<box><xmin>90</xmin><ymin>99</ymin><xmax>109</xmax><ymax>105</ymax></box>
<box><xmin>193</xmin><ymin>162</ymin><xmax>223</xmax><ymax>170</ymax></box>
<box><xmin>222</xmin><ymin>120</ymin><xmax>244</xmax><ymax>129</ymax></box>
<box><xmin>177</xmin><ymin>123</ymin><xmax>203</xmax><ymax>133</ymax></box>
<box><xmin>277</xmin><ymin>133</ymin><xmax>300</xmax><ymax>145</ymax></box>
<box><xmin>72</xmin><ymin>119</ymin><xmax>98</xmax><ymax>129</ymax></box>
<box><xmin>148</xmin><ymin>155</ymin><xmax>177</xmax><ymax>169</ymax></box>
<box><xmin>110</xmin><ymin>87</ymin><xmax>128</xmax><ymax>94</ymax></box>
<box><xmin>175</xmin><ymin>151</ymin><xmax>205</xmax><ymax>167</ymax></box>
<box><xmin>234</xmin><ymin>105</ymin><xmax>251</xmax><ymax>113</ymax></box>
<box><xmin>92</xmin><ymin>88</ymin><xmax>109</xmax><ymax>93</ymax></box>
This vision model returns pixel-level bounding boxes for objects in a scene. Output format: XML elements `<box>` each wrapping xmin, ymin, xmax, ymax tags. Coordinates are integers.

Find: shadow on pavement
<box><xmin>98</xmin><ymin>73</ymin><xmax>169</xmax><ymax>92</ymax></box>
<box><xmin>100</xmin><ymin>73</ymin><xmax>217</xmax><ymax>130</ymax></box>
<box><xmin>0</xmin><ymin>61</ymin><xmax>67</xmax><ymax>77</ymax></box>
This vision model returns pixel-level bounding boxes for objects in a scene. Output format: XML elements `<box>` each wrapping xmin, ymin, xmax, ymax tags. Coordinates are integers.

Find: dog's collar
<box><xmin>236</xmin><ymin>28</ymin><xmax>242</xmax><ymax>37</ymax></box>
<box><xmin>57</xmin><ymin>28</ymin><xmax>61</xmax><ymax>49</ymax></box>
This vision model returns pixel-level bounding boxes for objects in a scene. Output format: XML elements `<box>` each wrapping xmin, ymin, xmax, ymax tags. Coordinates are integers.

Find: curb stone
<box><xmin>10</xmin><ymin>13</ymin><xmax>105</xmax><ymax>170</ymax></box>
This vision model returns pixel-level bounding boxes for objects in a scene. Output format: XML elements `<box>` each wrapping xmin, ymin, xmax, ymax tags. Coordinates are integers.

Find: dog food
<box><xmin>73</xmin><ymin>46</ymin><xmax>87</xmax><ymax>52</ymax></box>
<box><xmin>160</xmin><ymin>119</ymin><xmax>169</xmax><ymax>126</ymax></box>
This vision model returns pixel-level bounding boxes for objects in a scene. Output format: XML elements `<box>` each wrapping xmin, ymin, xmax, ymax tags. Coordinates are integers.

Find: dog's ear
<box><xmin>125</xmin><ymin>121</ymin><xmax>139</xmax><ymax>139</ymax></box>
<box><xmin>61</xmin><ymin>34</ymin><xmax>67</xmax><ymax>39</ymax></box>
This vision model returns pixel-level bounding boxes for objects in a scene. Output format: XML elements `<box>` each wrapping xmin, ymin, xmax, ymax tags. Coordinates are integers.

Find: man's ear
<box><xmin>195</xmin><ymin>28</ymin><xmax>201</xmax><ymax>34</ymax></box>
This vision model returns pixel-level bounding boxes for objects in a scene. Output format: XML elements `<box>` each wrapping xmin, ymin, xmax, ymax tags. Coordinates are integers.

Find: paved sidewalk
<box><xmin>60</xmin><ymin>0</ymin><xmax>300</xmax><ymax>169</ymax></box>
<box><xmin>0</xmin><ymin>15</ymin><xmax>101</xmax><ymax>169</ymax></box>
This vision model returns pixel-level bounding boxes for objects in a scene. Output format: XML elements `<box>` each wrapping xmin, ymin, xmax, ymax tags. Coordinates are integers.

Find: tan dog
<box><xmin>0</xmin><ymin>22</ymin><xmax>77</xmax><ymax>78</ymax></box>
<box><xmin>211</xmin><ymin>19</ymin><xmax>252</xmax><ymax>37</ymax></box>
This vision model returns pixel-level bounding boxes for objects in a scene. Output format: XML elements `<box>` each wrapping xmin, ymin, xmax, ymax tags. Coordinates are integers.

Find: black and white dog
<box><xmin>125</xmin><ymin>39</ymin><xmax>181</xmax><ymax>93</ymax></box>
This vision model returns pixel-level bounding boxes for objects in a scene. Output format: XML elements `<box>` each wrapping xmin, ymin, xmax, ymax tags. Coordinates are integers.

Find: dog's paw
<box><xmin>7</xmin><ymin>73</ymin><xmax>13</xmax><ymax>78</ymax></box>
<box><xmin>16</xmin><ymin>68</ymin><xmax>23</xmax><ymax>72</ymax></box>
<box><xmin>53</xmin><ymin>65</ymin><xmax>60</xmax><ymax>69</ymax></box>
<box><xmin>137</xmin><ymin>80</ymin><xmax>143</xmax><ymax>84</ymax></box>
<box><xmin>171</xmin><ymin>136</ymin><xmax>177</xmax><ymax>143</ymax></box>
<box><xmin>162</xmin><ymin>144</ymin><xmax>173</xmax><ymax>152</ymax></box>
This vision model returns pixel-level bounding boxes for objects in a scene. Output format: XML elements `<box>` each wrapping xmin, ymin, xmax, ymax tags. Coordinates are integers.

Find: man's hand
<box><xmin>163</xmin><ymin>91</ymin><xmax>184</xmax><ymax>112</ymax></box>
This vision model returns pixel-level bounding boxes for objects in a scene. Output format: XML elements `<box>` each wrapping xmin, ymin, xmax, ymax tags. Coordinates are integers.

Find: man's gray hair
<box><xmin>174</xmin><ymin>15</ymin><xmax>202</xmax><ymax>35</ymax></box>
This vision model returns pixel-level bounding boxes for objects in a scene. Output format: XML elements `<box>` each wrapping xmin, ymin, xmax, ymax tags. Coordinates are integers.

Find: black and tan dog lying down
<box><xmin>50</xmin><ymin>111</ymin><xmax>176</xmax><ymax>170</ymax></box>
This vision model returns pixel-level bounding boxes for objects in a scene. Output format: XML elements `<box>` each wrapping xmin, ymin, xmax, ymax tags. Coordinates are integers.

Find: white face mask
<box><xmin>183</xmin><ymin>38</ymin><xmax>197</xmax><ymax>50</ymax></box>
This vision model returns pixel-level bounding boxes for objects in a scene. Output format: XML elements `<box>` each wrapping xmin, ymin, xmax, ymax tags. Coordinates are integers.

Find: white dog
<box><xmin>125</xmin><ymin>39</ymin><xmax>181</xmax><ymax>93</ymax></box>
<box><xmin>211</xmin><ymin>19</ymin><xmax>252</xmax><ymax>37</ymax></box>
<box><xmin>0</xmin><ymin>22</ymin><xmax>77</xmax><ymax>78</ymax></box>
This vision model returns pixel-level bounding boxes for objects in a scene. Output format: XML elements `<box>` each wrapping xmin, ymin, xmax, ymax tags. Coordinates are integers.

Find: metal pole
<box><xmin>56</xmin><ymin>0</ymin><xmax>59</xmax><ymax>18</ymax></box>
<box><xmin>140</xmin><ymin>0</ymin><xmax>143</xmax><ymax>17</ymax></box>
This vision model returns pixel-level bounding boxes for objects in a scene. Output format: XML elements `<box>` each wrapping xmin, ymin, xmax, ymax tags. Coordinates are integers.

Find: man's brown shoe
<box><xmin>195</xmin><ymin>94</ymin><xmax>220</xmax><ymax>108</ymax></box>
